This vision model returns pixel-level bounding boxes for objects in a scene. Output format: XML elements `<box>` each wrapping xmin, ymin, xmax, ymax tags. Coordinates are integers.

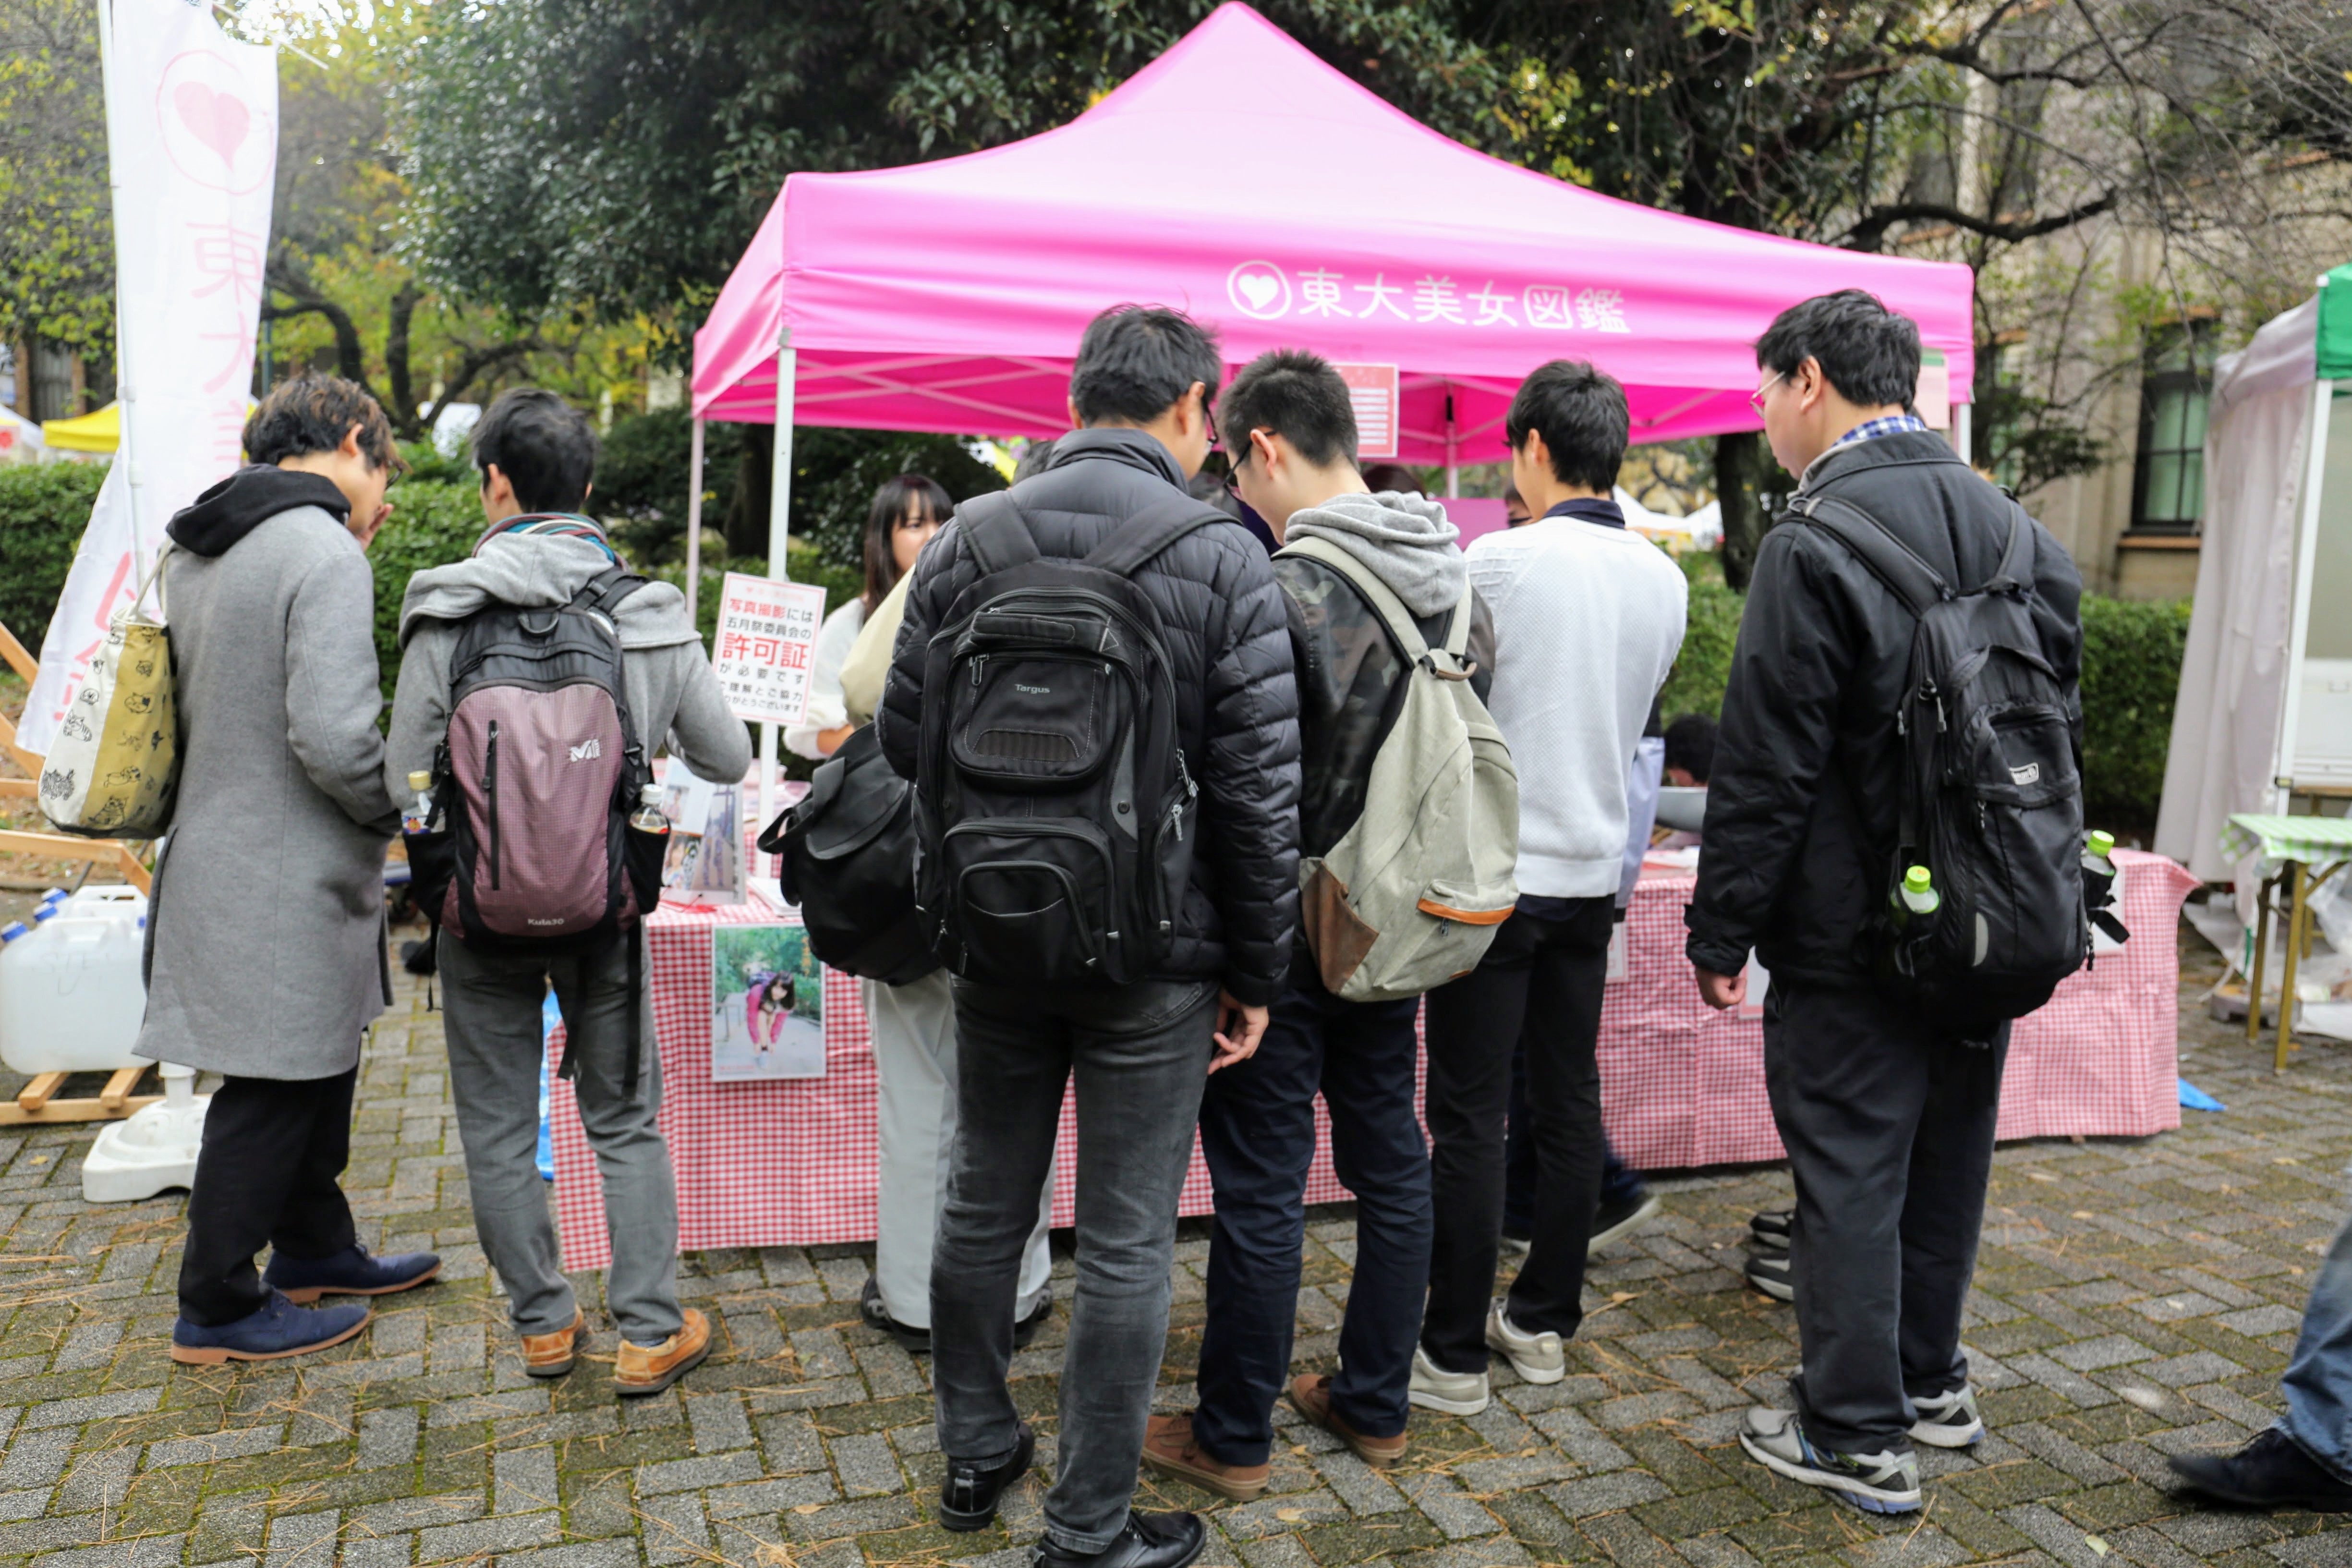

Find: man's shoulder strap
<box><xmin>574</xmin><ymin>562</ymin><xmax>647</xmax><ymax>619</ymax></box>
<box><xmin>958</xmin><ymin>490</ymin><xmax>1043</xmax><ymax>576</ymax></box>
<box><xmin>1786</xmin><ymin>490</ymin><xmax>2035</xmax><ymax>616</ymax></box>
<box><xmin>1084</xmin><ymin>491</ymin><xmax>1233</xmax><ymax>576</ymax></box>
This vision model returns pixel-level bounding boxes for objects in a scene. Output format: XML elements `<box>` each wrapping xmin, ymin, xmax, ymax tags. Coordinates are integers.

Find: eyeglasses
<box><xmin>1749</xmin><ymin>370</ymin><xmax>1789</xmax><ymax>416</ymax></box>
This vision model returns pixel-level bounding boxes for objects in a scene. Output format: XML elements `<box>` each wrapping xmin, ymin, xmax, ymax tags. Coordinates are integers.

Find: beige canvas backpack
<box><xmin>1279</xmin><ymin>536</ymin><xmax>1519</xmax><ymax>1002</ymax></box>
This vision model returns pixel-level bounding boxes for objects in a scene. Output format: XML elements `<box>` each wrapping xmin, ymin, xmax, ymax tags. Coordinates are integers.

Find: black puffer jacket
<box><xmin>1685</xmin><ymin>430</ymin><xmax>2083</xmax><ymax>988</ymax></box>
<box><xmin>879</xmin><ymin>428</ymin><xmax>1303</xmax><ymax>1004</ymax></box>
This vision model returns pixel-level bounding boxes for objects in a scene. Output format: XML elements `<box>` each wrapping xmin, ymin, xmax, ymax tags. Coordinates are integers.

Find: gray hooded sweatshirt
<box><xmin>1280</xmin><ymin>489</ymin><xmax>1467</xmax><ymax>617</ymax></box>
<box><xmin>384</xmin><ymin>533</ymin><xmax>752</xmax><ymax>805</ymax></box>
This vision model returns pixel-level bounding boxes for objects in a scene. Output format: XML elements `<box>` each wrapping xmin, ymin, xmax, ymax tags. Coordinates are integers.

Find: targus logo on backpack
<box><xmin>1016</xmin><ymin>684</ymin><xmax>1052</xmax><ymax>695</ymax></box>
<box><xmin>2009</xmin><ymin>762</ymin><xmax>2040</xmax><ymax>785</ymax></box>
<box><xmin>569</xmin><ymin>738</ymin><xmax>602</xmax><ymax>763</ymax></box>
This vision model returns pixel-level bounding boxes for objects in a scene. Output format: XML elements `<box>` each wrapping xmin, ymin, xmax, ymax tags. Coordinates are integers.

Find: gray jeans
<box><xmin>933</xmin><ymin>977</ymin><xmax>1216</xmax><ymax>1553</ymax></box>
<box><xmin>438</xmin><ymin>928</ymin><xmax>683</xmax><ymax>1347</ymax></box>
<box><xmin>867</xmin><ymin>972</ymin><xmax>1054</xmax><ymax>1330</ymax></box>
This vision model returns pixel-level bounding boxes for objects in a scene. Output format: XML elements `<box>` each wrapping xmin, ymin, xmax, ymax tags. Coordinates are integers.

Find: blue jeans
<box><xmin>932</xmin><ymin>977</ymin><xmax>1216</xmax><ymax>1554</ymax></box>
<box><xmin>2283</xmin><ymin>1207</ymin><xmax>2352</xmax><ymax>1481</ymax></box>
<box><xmin>1193</xmin><ymin>970</ymin><xmax>1431</xmax><ymax>1465</ymax></box>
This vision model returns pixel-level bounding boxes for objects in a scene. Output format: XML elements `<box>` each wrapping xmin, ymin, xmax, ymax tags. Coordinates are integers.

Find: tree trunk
<box><xmin>727</xmin><ymin>425</ymin><xmax>773</xmax><ymax>559</ymax></box>
<box><xmin>385</xmin><ymin>281</ymin><xmax>422</xmax><ymax>440</ymax></box>
<box><xmin>1715</xmin><ymin>429</ymin><xmax>1770</xmax><ymax>592</ymax></box>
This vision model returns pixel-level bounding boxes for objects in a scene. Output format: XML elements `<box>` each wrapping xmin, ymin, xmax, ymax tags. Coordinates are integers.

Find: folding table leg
<box><xmin>2276</xmin><ymin>860</ymin><xmax>2308</xmax><ymax>1075</ymax></box>
<box><xmin>2247</xmin><ymin>872</ymin><xmax>2273</xmax><ymax>1047</ymax></box>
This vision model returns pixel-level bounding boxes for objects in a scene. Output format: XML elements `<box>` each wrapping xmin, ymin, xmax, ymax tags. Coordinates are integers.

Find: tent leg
<box><xmin>2246</xmin><ymin>873</ymin><xmax>2272</xmax><ymax>1046</ymax></box>
<box><xmin>684</xmin><ymin>417</ymin><xmax>704</xmax><ymax>632</ymax></box>
<box><xmin>2277</xmin><ymin>859</ymin><xmax>2309</xmax><ymax>1073</ymax></box>
<box><xmin>761</xmin><ymin>343</ymin><xmax>798</xmax><ymax>844</ymax></box>
<box><xmin>1952</xmin><ymin>402</ymin><xmax>1972</xmax><ymax>466</ymax></box>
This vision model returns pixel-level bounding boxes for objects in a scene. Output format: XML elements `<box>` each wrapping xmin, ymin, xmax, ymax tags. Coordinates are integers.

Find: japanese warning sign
<box><xmin>713</xmin><ymin>572</ymin><xmax>828</xmax><ymax>727</ymax></box>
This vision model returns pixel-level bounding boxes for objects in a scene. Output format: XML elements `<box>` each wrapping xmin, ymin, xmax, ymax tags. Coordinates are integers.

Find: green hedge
<box><xmin>1659</xmin><ymin>584</ymin><xmax>2192</xmax><ymax>832</ymax></box>
<box><xmin>0</xmin><ymin>463</ymin><xmax>106</xmax><ymax>648</ymax></box>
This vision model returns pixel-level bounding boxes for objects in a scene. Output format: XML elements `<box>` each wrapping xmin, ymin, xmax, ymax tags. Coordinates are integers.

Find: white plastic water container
<box><xmin>0</xmin><ymin>887</ymin><xmax>149</xmax><ymax>1076</ymax></box>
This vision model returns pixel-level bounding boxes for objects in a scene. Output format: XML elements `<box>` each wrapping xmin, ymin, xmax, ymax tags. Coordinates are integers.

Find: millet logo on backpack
<box><xmin>570</xmin><ymin>738</ymin><xmax>602</xmax><ymax>763</ymax></box>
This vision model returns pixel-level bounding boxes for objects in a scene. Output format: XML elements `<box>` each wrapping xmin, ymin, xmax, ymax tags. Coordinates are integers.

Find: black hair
<box><xmin>1011</xmin><ymin>438</ymin><xmax>1057</xmax><ymax>482</ymax></box>
<box><xmin>1068</xmin><ymin>305</ymin><xmax>1223</xmax><ymax>427</ymax></box>
<box><xmin>471</xmin><ymin>387</ymin><xmax>597</xmax><ymax>514</ymax></box>
<box><xmin>1360</xmin><ymin>463</ymin><xmax>1421</xmax><ymax>496</ymax></box>
<box><xmin>244</xmin><ymin>375</ymin><xmax>402</xmax><ymax>472</ymax></box>
<box><xmin>1754</xmin><ymin>289</ymin><xmax>1921</xmax><ymax>410</ymax></box>
<box><xmin>1219</xmin><ymin>349</ymin><xmax>1358</xmax><ymax>470</ymax></box>
<box><xmin>1505</xmin><ymin>360</ymin><xmax>1628</xmax><ymax>493</ymax></box>
<box><xmin>861</xmin><ymin>474</ymin><xmax>952</xmax><ymax>612</ymax></box>
<box><xmin>1664</xmin><ymin>713</ymin><xmax>1718</xmax><ymax>785</ymax></box>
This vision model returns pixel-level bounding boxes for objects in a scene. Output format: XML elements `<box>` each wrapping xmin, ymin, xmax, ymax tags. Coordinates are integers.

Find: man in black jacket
<box><xmin>879</xmin><ymin>306</ymin><xmax>1301</xmax><ymax>1568</ymax></box>
<box><xmin>1686</xmin><ymin>291</ymin><xmax>2082</xmax><ymax>1515</ymax></box>
<box><xmin>1141</xmin><ymin>350</ymin><xmax>1491</xmax><ymax>1501</ymax></box>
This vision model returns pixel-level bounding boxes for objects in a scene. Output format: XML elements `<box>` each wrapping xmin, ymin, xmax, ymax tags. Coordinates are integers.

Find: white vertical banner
<box><xmin>19</xmin><ymin>0</ymin><xmax>275</xmax><ymax>754</ymax></box>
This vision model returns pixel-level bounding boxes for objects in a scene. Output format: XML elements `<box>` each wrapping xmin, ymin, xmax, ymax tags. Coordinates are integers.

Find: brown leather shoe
<box><xmin>521</xmin><ymin>1307</ymin><xmax>585</xmax><ymax>1379</ymax></box>
<box><xmin>1140</xmin><ymin>1413</ymin><xmax>1270</xmax><ymax>1501</ymax></box>
<box><xmin>1288</xmin><ymin>1375</ymin><xmax>1408</xmax><ymax>1467</ymax></box>
<box><xmin>614</xmin><ymin>1308</ymin><xmax>712</xmax><ymax>1397</ymax></box>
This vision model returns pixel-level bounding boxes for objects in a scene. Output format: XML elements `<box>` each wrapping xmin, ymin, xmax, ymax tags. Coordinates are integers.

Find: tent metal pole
<box><xmin>761</xmin><ymin>340</ymin><xmax>797</xmax><ymax>848</ymax></box>
<box><xmin>2274</xmin><ymin>376</ymin><xmax>2335</xmax><ymax>813</ymax></box>
<box><xmin>1444</xmin><ymin>391</ymin><xmax>1459</xmax><ymax>498</ymax></box>
<box><xmin>1952</xmin><ymin>402</ymin><xmax>1972</xmax><ymax>466</ymax></box>
<box><xmin>684</xmin><ymin>416</ymin><xmax>704</xmax><ymax>633</ymax></box>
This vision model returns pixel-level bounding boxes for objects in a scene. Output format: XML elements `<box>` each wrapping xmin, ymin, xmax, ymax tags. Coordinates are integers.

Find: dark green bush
<box><xmin>2078</xmin><ymin>594</ymin><xmax>2192</xmax><ymax>834</ymax></box>
<box><xmin>1659</xmin><ymin>583</ymin><xmax>2190</xmax><ymax>830</ymax></box>
<box><xmin>368</xmin><ymin>479</ymin><xmax>488</xmax><ymax>701</ymax></box>
<box><xmin>0</xmin><ymin>462</ymin><xmax>107</xmax><ymax>647</ymax></box>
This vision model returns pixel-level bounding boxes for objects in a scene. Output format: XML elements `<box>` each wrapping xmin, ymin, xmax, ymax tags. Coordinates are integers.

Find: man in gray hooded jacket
<box><xmin>384</xmin><ymin>389</ymin><xmax>752</xmax><ymax>1396</ymax></box>
<box><xmin>1143</xmin><ymin>350</ymin><xmax>1494</xmax><ymax>1499</ymax></box>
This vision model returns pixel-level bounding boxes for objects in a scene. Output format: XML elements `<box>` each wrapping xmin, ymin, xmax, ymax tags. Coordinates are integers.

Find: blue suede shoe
<box><xmin>262</xmin><ymin>1242</ymin><xmax>442</xmax><ymax>1304</ymax></box>
<box><xmin>172</xmin><ymin>1290</ymin><xmax>372</xmax><ymax>1365</ymax></box>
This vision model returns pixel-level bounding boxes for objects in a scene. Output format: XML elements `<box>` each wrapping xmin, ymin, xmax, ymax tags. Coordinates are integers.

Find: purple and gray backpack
<box><xmin>428</xmin><ymin>561</ymin><xmax>664</xmax><ymax>953</ymax></box>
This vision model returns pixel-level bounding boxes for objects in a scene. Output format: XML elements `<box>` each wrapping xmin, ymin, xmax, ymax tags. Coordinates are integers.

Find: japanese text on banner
<box><xmin>713</xmin><ymin>572</ymin><xmax>828</xmax><ymax>728</ymax></box>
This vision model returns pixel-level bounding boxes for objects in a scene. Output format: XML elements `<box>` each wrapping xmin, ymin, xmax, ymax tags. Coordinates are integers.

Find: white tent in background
<box><xmin>2154</xmin><ymin>264</ymin><xmax>2352</xmax><ymax>883</ymax></box>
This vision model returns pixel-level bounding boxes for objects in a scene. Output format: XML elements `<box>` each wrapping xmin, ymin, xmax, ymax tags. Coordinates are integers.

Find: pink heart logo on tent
<box><xmin>173</xmin><ymin>81</ymin><xmax>250</xmax><ymax>163</ymax></box>
<box><xmin>1236</xmin><ymin>272</ymin><xmax>1280</xmax><ymax>312</ymax></box>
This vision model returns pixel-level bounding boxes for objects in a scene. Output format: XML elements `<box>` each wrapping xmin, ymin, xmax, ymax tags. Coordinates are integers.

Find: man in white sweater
<box><xmin>1412</xmin><ymin>361</ymin><xmax>1686</xmax><ymax>1416</ymax></box>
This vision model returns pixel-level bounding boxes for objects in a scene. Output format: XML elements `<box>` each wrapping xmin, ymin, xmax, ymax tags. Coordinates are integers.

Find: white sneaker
<box><xmin>1739</xmin><ymin>1407</ymin><xmax>1921</xmax><ymax>1515</ymax></box>
<box><xmin>1908</xmin><ymin>1385</ymin><xmax>1984</xmax><ymax>1447</ymax></box>
<box><xmin>1408</xmin><ymin>1346</ymin><xmax>1490</xmax><ymax>1415</ymax></box>
<box><xmin>1485</xmin><ymin>1303</ymin><xmax>1565</xmax><ymax>1385</ymax></box>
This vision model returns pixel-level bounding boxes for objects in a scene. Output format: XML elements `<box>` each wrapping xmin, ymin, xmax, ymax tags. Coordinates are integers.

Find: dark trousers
<box><xmin>1194</xmin><ymin>970</ymin><xmax>1431</xmax><ymax>1465</ymax></box>
<box><xmin>1764</xmin><ymin>982</ymin><xmax>2008</xmax><ymax>1454</ymax></box>
<box><xmin>1505</xmin><ymin>1049</ymin><xmax>1643</xmax><ymax>1237</ymax></box>
<box><xmin>932</xmin><ymin>977</ymin><xmax>1216</xmax><ymax>1555</ymax></box>
<box><xmin>1422</xmin><ymin>898</ymin><xmax>1612</xmax><ymax>1373</ymax></box>
<box><xmin>178</xmin><ymin>1068</ymin><xmax>359</xmax><ymax>1325</ymax></box>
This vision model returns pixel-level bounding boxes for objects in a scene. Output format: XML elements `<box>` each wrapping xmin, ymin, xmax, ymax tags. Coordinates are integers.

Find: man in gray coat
<box><xmin>150</xmin><ymin>377</ymin><xmax>442</xmax><ymax>1366</ymax></box>
<box><xmin>385</xmin><ymin>389</ymin><xmax>752</xmax><ymax>1397</ymax></box>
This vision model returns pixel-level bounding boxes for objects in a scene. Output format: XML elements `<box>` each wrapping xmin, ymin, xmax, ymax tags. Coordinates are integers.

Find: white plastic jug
<box><xmin>0</xmin><ymin>889</ymin><xmax>150</xmax><ymax>1076</ymax></box>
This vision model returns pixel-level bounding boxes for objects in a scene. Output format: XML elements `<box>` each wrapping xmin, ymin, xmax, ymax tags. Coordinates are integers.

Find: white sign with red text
<box><xmin>1332</xmin><ymin>363</ymin><xmax>1400</xmax><ymax>460</ymax></box>
<box><xmin>19</xmin><ymin>0</ymin><xmax>277</xmax><ymax>754</ymax></box>
<box><xmin>713</xmin><ymin>572</ymin><xmax>827</xmax><ymax>728</ymax></box>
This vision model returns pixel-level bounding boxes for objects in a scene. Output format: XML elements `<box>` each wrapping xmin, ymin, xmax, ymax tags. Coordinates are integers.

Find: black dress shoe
<box><xmin>941</xmin><ymin>1423</ymin><xmax>1035</xmax><ymax>1532</ymax></box>
<box><xmin>2169</xmin><ymin>1428</ymin><xmax>2352</xmax><ymax>1511</ymax></box>
<box><xmin>1033</xmin><ymin>1511</ymin><xmax>1205</xmax><ymax>1568</ymax></box>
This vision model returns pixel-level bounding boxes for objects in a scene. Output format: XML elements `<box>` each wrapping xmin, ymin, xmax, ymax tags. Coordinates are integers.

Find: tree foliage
<box><xmin>0</xmin><ymin>0</ymin><xmax>112</xmax><ymax>358</ymax></box>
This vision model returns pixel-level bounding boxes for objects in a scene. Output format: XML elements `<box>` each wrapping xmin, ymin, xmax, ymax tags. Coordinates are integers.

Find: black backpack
<box><xmin>912</xmin><ymin>487</ymin><xmax>1227</xmax><ymax>987</ymax></box>
<box><xmin>1787</xmin><ymin>490</ymin><xmax>2087</xmax><ymax>1025</ymax></box>
<box><xmin>760</xmin><ymin>724</ymin><xmax>937</xmax><ymax>985</ymax></box>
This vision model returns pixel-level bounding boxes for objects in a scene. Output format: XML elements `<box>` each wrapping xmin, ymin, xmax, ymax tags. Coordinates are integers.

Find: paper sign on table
<box><xmin>714</xmin><ymin>572</ymin><xmax>828</xmax><ymax>726</ymax></box>
<box><xmin>1606</xmin><ymin>922</ymin><xmax>1628</xmax><ymax>983</ymax></box>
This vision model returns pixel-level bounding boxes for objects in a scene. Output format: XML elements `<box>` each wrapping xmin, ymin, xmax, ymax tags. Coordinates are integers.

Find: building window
<box><xmin>2131</xmin><ymin>321</ymin><xmax>2213</xmax><ymax>533</ymax></box>
<box><xmin>29</xmin><ymin>340</ymin><xmax>77</xmax><ymax>424</ymax></box>
<box><xmin>1988</xmin><ymin>335</ymin><xmax>2027</xmax><ymax>491</ymax></box>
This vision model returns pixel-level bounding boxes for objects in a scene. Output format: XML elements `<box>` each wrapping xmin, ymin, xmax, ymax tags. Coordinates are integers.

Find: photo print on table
<box><xmin>711</xmin><ymin>923</ymin><xmax>824</xmax><ymax>1081</ymax></box>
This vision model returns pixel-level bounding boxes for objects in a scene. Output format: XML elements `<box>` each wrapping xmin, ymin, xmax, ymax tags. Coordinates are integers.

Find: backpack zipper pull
<box><xmin>970</xmin><ymin>655</ymin><xmax>986</xmax><ymax>688</ymax></box>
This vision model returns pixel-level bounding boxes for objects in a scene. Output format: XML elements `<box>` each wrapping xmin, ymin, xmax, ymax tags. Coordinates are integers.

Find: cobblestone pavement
<box><xmin>2</xmin><ymin>926</ymin><xmax>2350</xmax><ymax>1568</ymax></box>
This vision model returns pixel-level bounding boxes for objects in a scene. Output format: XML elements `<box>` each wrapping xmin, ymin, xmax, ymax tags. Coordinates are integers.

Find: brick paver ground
<box><xmin>1</xmin><ymin>921</ymin><xmax>2348</xmax><ymax>1568</ymax></box>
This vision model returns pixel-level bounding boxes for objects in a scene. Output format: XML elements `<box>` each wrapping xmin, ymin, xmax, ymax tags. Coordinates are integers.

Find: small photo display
<box><xmin>711</xmin><ymin>924</ymin><xmax>824</xmax><ymax>1081</ymax></box>
<box><xmin>663</xmin><ymin>781</ymin><xmax>746</xmax><ymax>906</ymax></box>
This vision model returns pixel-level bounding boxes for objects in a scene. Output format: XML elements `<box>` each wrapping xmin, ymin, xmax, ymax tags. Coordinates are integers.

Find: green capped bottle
<box><xmin>1892</xmin><ymin>864</ymin><xmax>1940</xmax><ymax>927</ymax></box>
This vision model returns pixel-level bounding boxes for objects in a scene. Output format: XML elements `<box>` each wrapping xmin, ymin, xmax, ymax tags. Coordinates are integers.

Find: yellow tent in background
<box><xmin>40</xmin><ymin>402</ymin><xmax>120</xmax><ymax>453</ymax></box>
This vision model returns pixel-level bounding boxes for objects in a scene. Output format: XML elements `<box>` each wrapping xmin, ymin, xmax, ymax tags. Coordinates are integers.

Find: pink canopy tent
<box><xmin>690</xmin><ymin>0</ymin><xmax>1974</xmax><ymax>555</ymax></box>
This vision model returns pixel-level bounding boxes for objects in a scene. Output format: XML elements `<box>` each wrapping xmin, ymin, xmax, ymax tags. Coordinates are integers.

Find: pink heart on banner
<box><xmin>173</xmin><ymin>80</ymin><xmax>250</xmax><ymax>164</ymax></box>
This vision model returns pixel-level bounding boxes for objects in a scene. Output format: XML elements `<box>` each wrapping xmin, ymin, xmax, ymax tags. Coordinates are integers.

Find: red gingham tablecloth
<box><xmin>550</xmin><ymin>850</ymin><xmax>2195</xmax><ymax>1271</ymax></box>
